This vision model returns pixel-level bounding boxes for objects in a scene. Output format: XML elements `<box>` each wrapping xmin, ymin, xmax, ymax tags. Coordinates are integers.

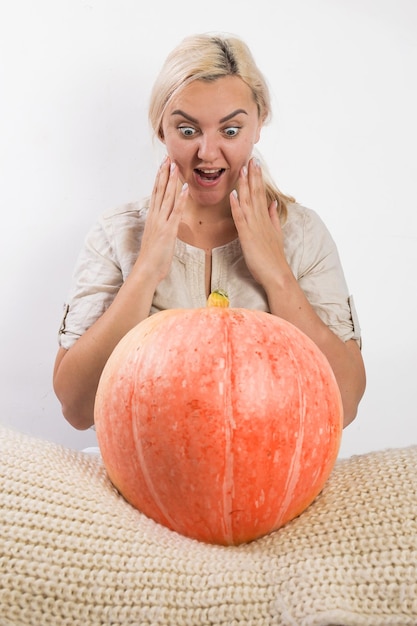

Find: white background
<box><xmin>0</xmin><ymin>0</ymin><xmax>416</xmax><ymax>456</ymax></box>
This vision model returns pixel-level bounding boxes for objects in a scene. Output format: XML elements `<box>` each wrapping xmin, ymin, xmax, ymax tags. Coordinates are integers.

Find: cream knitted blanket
<box><xmin>1</xmin><ymin>425</ymin><xmax>416</xmax><ymax>626</ymax></box>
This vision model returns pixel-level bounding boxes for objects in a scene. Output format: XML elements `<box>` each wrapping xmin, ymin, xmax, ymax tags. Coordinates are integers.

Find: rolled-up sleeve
<box><xmin>284</xmin><ymin>205</ymin><xmax>362</xmax><ymax>346</ymax></box>
<box><xmin>58</xmin><ymin>202</ymin><xmax>145</xmax><ymax>349</ymax></box>
<box><xmin>58</xmin><ymin>221</ymin><xmax>122</xmax><ymax>349</ymax></box>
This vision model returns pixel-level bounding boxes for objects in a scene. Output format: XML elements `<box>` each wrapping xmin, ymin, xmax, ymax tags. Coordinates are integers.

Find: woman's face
<box><xmin>161</xmin><ymin>76</ymin><xmax>263</xmax><ymax>208</ymax></box>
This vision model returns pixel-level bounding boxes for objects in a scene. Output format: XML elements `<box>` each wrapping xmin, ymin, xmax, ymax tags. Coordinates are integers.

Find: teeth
<box><xmin>199</xmin><ymin>168</ymin><xmax>221</xmax><ymax>173</ymax></box>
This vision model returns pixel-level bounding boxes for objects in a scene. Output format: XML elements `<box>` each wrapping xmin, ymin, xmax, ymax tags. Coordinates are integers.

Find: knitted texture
<box><xmin>1</xmin><ymin>425</ymin><xmax>417</xmax><ymax>626</ymax></box>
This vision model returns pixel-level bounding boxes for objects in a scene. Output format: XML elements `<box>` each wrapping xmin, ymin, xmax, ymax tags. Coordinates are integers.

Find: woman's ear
<box><xmin>254</xmin><ymin>119</ymin><xmax>263</xmax><ymax>144</ymax></box>
<box><xmin>158</xmin><ymin>127</ymin><xmax>165</xmax><ymax>142</ymax></box>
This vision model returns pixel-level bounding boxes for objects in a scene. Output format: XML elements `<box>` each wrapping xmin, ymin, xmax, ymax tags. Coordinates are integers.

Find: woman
<box><xmin>53</xmin><ymin>33</ymin><xmax>366</xmax><ymax>431</ymax></box>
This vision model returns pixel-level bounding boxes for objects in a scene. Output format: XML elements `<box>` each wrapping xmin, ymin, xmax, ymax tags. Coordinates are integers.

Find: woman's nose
<box><xmin>197</xmin><ymin>133</ymin><xmax>220</xmax><ymax>162</ymax></box>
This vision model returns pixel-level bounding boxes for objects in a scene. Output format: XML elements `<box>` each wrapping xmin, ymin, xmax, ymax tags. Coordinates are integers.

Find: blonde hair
<box><xmin>148</xmin><ymin>33</ymin><xmax>294</xmax><ymax>219</ymax></box>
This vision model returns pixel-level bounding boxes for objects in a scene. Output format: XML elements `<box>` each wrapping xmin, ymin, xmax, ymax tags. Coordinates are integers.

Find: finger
<box><xmin>268</xmin><ymin>200</ymin><xmax>282</xmax><ymax>231</ymax></box>
<box><xmin>236</xmin><ymin>164</ymin><xmax>251</xmax><ymax>211</ymax></box>
<box><xmin>159</xmin><ymin>161</ymin><xmax>181</xmax><ymax>218</ymax></box>
<box><xmin>247</xmin><ymin>157</ymin><xmax>268</xmax><ymax>215</ymax></box>
<box><xmin>229</xmin><ymin>188</ymin><xmax>243</xmax><ymax>226</ymax></box>
<box><xmin>247</xmin><ymin>157</ymin><xmax>264</xmax><ymax>196</ymax></box>
<box><xmin>169</xmin><ymin>182</ymin><xmax>189</xmax><ymax>225</ymax></box>
<box><xmin>237</xmin><ymin>158</ymin><xmax>267</xmax><ymax>220</ymax></box>
<box><xmin>149</xmin><ymin>156</ymin><xmax>171</xmax><ymax>212</ymax></box>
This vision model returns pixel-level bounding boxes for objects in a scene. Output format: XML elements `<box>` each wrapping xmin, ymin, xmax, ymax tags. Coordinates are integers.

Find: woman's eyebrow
<box><xmin>219</xmin><ymin>109</ymin><xmax>248</xmax><ymax>123</ymax></box>
<box><xmin>171</xmin><ymin>109</ymin><xmax>248</xmax><ymax>124</ymax></box>
<box><xmin>171</xmin><ymin>110</ymin><xmax>199</xmax><ymax>123</ymax></box>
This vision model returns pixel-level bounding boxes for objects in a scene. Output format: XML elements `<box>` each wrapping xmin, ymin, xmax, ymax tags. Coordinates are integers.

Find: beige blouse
<box><xmin>58</xmin><ymin>199</ymin><xmax>361</xmax><ymax>349</ymax></box>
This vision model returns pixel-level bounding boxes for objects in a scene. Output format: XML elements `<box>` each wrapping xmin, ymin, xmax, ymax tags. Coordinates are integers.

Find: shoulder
<box><xmin>85</xmin><ymin>198</ymin><xmax>150</xmax><ymax>252</ymax></box>
<box><xmin>283</xmin><ymin>202</ymin><xmax>335</xmax><ymax>250</ymax></box>
<box><xmin>284</xmin><ymin>202</ymin><xmax>329</xmax><ymax>235</ymax></box>
<box><xmin>100</xmin><ymin>198</ymin><xmax>150</xmax><ymax>229</ymax></box>
<box><xmin>283</xmin><ymin>202</ymin><xmax>340</xmax><ymax>277</ymax></box>
<box><xmin>75</xmin><ymin>198</ymin><xmax>151</xmax><ymax>278</ymax></box>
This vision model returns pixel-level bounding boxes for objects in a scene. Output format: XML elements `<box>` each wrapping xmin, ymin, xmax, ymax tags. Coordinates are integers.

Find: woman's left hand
<box><xmin>230</xmin><ymin>157</ymin><xmax>366</xmax><ymax>428</ymax></box>
<box><xmin>230</xmin><ymin>157</ymin><xmax>291</xmax><ymax>289</ymax></box>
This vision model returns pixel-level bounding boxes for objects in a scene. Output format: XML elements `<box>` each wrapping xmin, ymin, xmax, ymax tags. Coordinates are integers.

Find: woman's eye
<box><xmin>224</xmin><ymin>126</ymin><xmax>240</xmax><ymax>137</ymax></box>
<box><xmin>179</xmin><ymin>126</ymin><xmax>196</xmax><ymax>137</ymax></box>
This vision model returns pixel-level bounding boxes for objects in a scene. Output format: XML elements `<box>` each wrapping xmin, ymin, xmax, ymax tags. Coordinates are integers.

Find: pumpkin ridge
<box><xmin>272</xmin><ymin>328</ymin><xmax>307</xmax><ymax>527</ymax></box>
<box><xmin>131</xmin><ymin>381</ymin><xmax>178</xmax><ymax>529</ymax></box>
<box><xmin>219</xmin><ymin>314</ymin><xmax>235</xmax><ymax>545</ymax></box>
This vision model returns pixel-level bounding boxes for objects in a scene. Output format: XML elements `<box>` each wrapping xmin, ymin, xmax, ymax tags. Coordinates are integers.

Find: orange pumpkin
<box><xmin>94</xmin><ymin>305</ymin><xmax>343</xmax><ymax>546</ymax></box>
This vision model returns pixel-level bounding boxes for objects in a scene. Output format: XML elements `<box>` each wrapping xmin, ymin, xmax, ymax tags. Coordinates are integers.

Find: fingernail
<box><xmin>181</xmin><ymin>182</ymin><xmax>188</xmax><ymax>193</ymax></box>
<box><xmin>170</xmin><ymin>162</ymin><xmax>176</xmax><ymax>173</ymax></box>
<box><xmin>160</xmin><ymin>155</ymin><xmax>168</xmax><ymax>167</ymax></box>
<box><xmin>231</xmin><ymin>189</ymin><xmax>238</xmax><ymax>199</ymax></box>
<box><xmin>242</xmin><ymin>165</ymin><xmax>248</xmax><ymax>176</ymax></box>
<box><xmin>253</xmin><ymin>157</ymin><xmax>261</xmax><ymax>168</ymax></box>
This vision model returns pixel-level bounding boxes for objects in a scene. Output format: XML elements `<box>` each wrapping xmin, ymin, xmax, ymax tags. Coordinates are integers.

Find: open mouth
<box><xmin>194</xmin><ymin>168</ymin><xmax>225</xmax><ymax>182</ymax></box>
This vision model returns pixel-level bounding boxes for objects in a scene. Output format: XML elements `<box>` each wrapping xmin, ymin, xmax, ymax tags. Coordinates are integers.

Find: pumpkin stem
<box><xmin>207</xmin><ymin>289</ymin><xmax>230</xmax><ymax>308</ymax></box>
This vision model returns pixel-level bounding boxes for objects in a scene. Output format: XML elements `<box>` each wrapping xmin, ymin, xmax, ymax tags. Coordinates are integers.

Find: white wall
<box><xmin>1</xmin><ymin>0</ymin><xmax>416</xmax><ymax>456</ymax></box>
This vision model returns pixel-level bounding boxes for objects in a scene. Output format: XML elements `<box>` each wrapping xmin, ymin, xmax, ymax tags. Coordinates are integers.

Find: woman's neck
<box><xmin>177</xmin><ymin>198</ymin><xmax>238</xmax><ymax>252</ymax></box>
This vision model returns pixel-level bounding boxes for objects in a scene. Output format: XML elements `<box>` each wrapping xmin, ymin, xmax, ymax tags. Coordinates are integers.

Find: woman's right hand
<box><xmin>53</xmin><ymin>157</ymin><xmax>188</xmax><ymax>430</ymax></box>
<box><xmin>135</xmin><ymin>157</ymin><xmax>188</xmax><ymax>285</ymax></box>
